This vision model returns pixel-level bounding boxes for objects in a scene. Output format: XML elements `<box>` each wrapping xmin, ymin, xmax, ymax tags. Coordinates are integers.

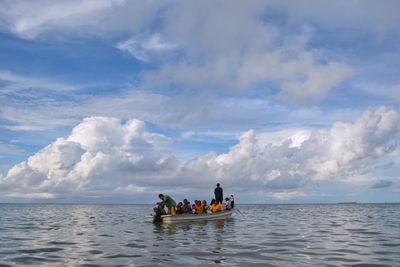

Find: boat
<box><xmin>147</xmin><ymin>209</ymin><xmax>234</xmax><ymax>223</ymax></box>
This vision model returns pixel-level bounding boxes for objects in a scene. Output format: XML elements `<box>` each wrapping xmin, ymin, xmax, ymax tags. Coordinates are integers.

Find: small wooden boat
<box><xmin>147</xmin><ymin>209</ymin><xmax>234</xmax><ymax>223</ymax></box>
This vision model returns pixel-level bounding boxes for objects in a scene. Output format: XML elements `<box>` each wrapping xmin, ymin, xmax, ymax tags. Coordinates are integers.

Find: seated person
<box><xmin>195</xmin><ymin>200</ymin><xmax>203</xmax><ymax>214</ymax></box>
<box><xmin>210</xmin><ymin>199</ymin><xmax>222</xmax><ymax>213</ymax></box>
<box><xmin>229</xmin><ymin>195</ymin><xmax>235</xmax><ymax>208</ymax></box>
<box><xmin>224</xmin><ymin>197</ymin><xmax>231</xmax><ymax>210</ymax></box>
<box><xmin>202</xmin><ymin>200</ymin><xmax>210</xmax><ymax>213</ymax></box>
<box><xmin>191</xmin><ymin>204</ymin><xmax>197</xmax><ymax>214</ymax></box>
<box><xmin>176</xmin><ymin>202</ymin><xmax>183</xmax><ymax>214</ymax></box>
<box><xmin>182</xmin><ymin>199</ymin><xmax>192</xmax><ymax>214</ymax></box>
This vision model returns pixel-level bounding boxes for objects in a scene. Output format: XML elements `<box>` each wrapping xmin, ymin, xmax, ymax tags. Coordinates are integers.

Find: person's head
<box><xmin>216</xmin><ymin>183</ymin><xmax>220</xmax><ymax>187</ymax></box>
<box><xmin>211</xmin><ymin>199</ymin><xmax>215</xmax><ymax>204</ymax></box>
<box><xmin>202</xmin><ymin>200</ymin><xmax>207</xmax><ymax>205</ymax></box>
<box><xmin>158</xmin><ymin>194</ymin><xmax>164</xmax><ymax>200</ymax></box>
<box><xmin>183</xmin><ymin>198</ymin><xmax>188</xmax><ymax>204</ymax></box>
<box><xmin>225</xmin><ymin>198</ymin><xmax>229</xmax><ymax>201</ymax></box>
<box><xmin>178</xmin><ymin>202</ymin><xmax>183</xmax><ymax>206</ymax></box>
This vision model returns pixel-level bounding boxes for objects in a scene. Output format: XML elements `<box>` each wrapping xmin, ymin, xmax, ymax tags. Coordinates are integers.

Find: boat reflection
<box><xmin>152</xmin><ymin>216</ymin><xmax>234</xmax><ymax>236</ymax></box>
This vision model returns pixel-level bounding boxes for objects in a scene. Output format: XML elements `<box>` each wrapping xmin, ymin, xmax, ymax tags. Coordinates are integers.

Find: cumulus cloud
<box><xmin>1</xmin><ymin>107</ymin><xmax>399</xmax><ymax>201</ymax></box>
<box><xmin>0</xmin><ymin>117</ymin><xmax>177</xmax><ymax>199</ymax></box>
<box><xmin>189</xmin><ymin>107</ymin><xmax>399</xmax><ymax>187</ymax></box>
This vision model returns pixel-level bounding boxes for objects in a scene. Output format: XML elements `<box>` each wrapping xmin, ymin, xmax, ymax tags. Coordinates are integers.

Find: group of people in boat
<box><xmin>157</xmin><ymin>183</ymin><xmax>234</xmax><ymax>216</ymax></box>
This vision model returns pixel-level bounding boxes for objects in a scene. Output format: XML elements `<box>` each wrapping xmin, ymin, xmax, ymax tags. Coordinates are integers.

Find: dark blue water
<box><xmin>0</xmin><ymin>204</ymin><xmax>399</xmax><ymax>266</ymax></box>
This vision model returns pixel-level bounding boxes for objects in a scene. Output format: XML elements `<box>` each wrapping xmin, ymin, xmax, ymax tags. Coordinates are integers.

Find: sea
<box><xmin>0</xmin><ymin>203</ymin><xmax>399</xmax><ymax>266</ymax></box>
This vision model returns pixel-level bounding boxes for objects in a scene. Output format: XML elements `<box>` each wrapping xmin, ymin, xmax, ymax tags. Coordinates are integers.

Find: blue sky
<box><xmin>0</xmin><ymin>0</ymin><xmax>399</xmax><ymax>203</ymax></box>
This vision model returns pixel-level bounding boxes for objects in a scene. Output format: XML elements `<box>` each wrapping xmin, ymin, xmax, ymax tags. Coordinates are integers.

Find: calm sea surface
<box><xmin>0</xmin><ymin>204</ymin><xmax>399</xmax><ymax>266</ymax></box>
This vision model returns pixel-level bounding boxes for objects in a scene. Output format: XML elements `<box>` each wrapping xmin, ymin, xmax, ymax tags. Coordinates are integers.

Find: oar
<box><xmin>235</xmin><ymin>208</ymin><xmax>244</xmax><ymax>216</ymax></box>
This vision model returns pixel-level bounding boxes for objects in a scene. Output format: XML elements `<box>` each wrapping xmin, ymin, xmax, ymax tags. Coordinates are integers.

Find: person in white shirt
<box><xmin>224</xmin><ymin>197</ymin><xmax>231</xmax><ymax>210</ymax></box>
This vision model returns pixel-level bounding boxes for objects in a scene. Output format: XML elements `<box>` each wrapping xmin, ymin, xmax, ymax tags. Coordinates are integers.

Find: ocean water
<box><xmin>0</xmin><ymin>204</ymin><xmax>399</xmax><ymax>266</ymax></box>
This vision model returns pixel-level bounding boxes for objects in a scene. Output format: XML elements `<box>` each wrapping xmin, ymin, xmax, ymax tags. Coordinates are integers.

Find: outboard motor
<box><xmin>153</xmin><ymin>202</ymin><xmax>166</xmax><ymax>223</ymax></box>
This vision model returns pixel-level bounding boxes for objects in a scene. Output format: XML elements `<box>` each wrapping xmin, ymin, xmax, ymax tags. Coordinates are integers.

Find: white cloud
<box><xmin>117</xmin><ymin>34</ymin><xmax>177</xmax><ymax>62</ymax></box>
<box><xmin>181</xmin><ymin>130</ymin><xmax>237</xmax><ymax>142</ymax></box>
<box><xmin>2</xmin><ymin>1</ymin><xmax>398</xmax><ymax>41</ymax></box>
<box><xmin>0</xmin><ymin>104</ymin><xmax>79</xmax><ymax>131</ymax></box>
<box><xmin>273</xmin><ymin>0</ymin><xmax>400</xmax><ymax>40</ymax></box>
<box><xmin>279</xmin><ymin>61</ymin><xmax>353</xmax><ymax>102</ymax></box>
<box><xmin>0</xmin><ymin>70</ymin><xmax>81</xmax><ymax>93</ymax></box>
<box><xmin>0</xmin><ymin>1</ymin><xmax>358</xmax><ymax>102</ymax></box>
<box><xmin>257</xmin><ymin>128</ymin><xmax>313</xmax><ymax>148</ymax></box>
<box><xmin>358</xmin><ymin>83</ymin><xmax>400</xmax><ymax>102</ymax></box>
<box><xmin>272</xmin><ymin>191</ymin><xmax>307</xmax><ymax>201</ymax></box>
<box><xmin>0</xmin><ymin>143</ymin><xmax>25</xmax><ymax>154</ymax></box>
<box><xmin>141</xmin><ymin>18</ymin><xmax>353</xmax><ymax>102</ymax></box>
<box><xmin>3</xmin><ymin>83</ymin><xmax>341</xmax><ymax>132</ymax></box>
<box><xmin>0</xmin><ymin>117</ymin><xmax>177</xmax><ymax>198</ymax></box>
<box><xmin>1</xmin><ymin>107</ymin><xmax>399</xmax><ymax>201</ymax></box>
<box><xmin>0</xmin><ymin>0</ymin><xmax>127</xmax><ymax>39</ymax></box>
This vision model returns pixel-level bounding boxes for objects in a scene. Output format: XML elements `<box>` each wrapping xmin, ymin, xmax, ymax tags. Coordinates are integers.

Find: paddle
<box><xmin>235</xmin><ymin>208</ymin><xmax>244</xmax><ymax>216</ymax></box>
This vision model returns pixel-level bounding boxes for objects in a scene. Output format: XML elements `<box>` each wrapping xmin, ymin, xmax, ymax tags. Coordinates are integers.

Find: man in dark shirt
<box><xmin>214</xmin><ymin>183</ymin><xmax>223</xmax><ymax>204</ymax></box>
<box><xmin>182</xmin><ymin>198</ymin><xmax>192</xmax><ymax>214</ymax></box>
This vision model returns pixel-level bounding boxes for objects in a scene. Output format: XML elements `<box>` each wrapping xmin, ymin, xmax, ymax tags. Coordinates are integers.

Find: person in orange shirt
<box><xmin>210</xmin><ymin>199</ymin><xmax>222</xmax><ymax>213</ymax></box>
<box><xmin>194</xmin><ymin>200</ymin><xmax>203</xmax><ymax>214</ymax></box>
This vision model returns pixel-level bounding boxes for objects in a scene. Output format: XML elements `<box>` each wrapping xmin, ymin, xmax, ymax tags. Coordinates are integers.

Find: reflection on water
<box><xmin>153</xmin><ymin>217</ymin><xmax>228</xmax><ymax>235</ymax></box>
<box><xmin>0</xmin><ymin>204</ymin><xmax>399</xmax><ymax>266</ymax></box>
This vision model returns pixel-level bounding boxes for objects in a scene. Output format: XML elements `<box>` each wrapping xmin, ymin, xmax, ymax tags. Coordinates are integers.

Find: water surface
<box><xmin>0</xmin><ymin>204</ymin><xmax>399</xmax><ymax>266</ymax></box>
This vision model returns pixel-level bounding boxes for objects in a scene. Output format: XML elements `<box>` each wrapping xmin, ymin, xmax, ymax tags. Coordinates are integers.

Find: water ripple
<box><xmin>18</xmin><ymin>248</ymin><xmax>64</xmax><ymax>253</ymax></box>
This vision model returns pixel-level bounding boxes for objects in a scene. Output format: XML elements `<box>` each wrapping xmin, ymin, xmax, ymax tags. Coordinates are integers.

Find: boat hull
<box><xmin>147</xmin><ymin>209</ymin><xmax>234</xmax><ymax>223</ymax></box>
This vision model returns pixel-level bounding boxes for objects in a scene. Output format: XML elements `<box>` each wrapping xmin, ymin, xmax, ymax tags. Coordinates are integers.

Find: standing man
<box><xmin>214</xmin><ymin>183</ymin><xmax>223</xmax><ymax>204</ymax></box>
<box><xmin>158</xmin><ymin>194</ymin><xmax>176</xmax><ymax>215</ymax></box>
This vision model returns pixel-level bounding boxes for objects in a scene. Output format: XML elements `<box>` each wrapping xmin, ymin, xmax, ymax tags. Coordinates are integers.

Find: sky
<box><xmin>0</xmin><ymin>0</ymin><xmax>399</xmax><ymax>204</ymax></box>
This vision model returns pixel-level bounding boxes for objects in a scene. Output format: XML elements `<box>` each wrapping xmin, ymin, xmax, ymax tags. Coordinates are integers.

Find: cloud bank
<box><xmin>0</xmin><ymin>0</ymin><xmax>357</xmax><ymax>103</ymax></box>
<box><xmin>1</xmin><ymin>107</ymin><xmax>399</xmax><ymax>202</ymax></box>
